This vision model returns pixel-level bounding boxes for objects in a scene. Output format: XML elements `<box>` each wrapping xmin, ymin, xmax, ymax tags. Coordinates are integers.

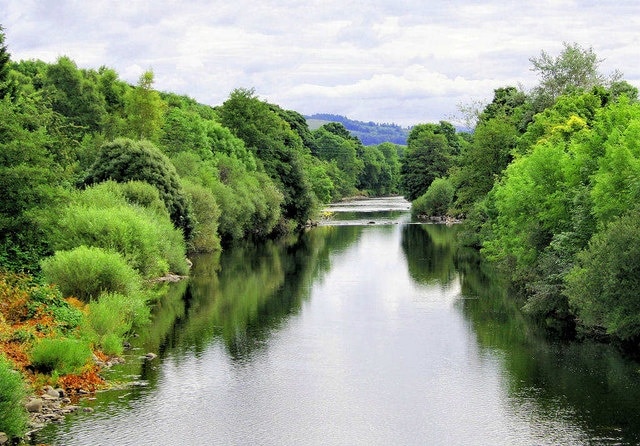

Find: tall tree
<box><xmin>218</xmin><ymin>88</ymin><xmax>315</xmax><ymax>225</ymax></box>
<box><xmin>45</xmin><ymin>56</ymin><xmax>106</xmax><ymax>134</ymax></box>
<box><xmin>0</xmin><ymin>25</ymin><xmax>11</xmax><ymax>97</ymax></box>
<box><xmin>313</xmin><ymin>126</ymin><xmax>363</xmax><ymax>189</ymax></box>
<box><xmin>0</xmin><ymin>93</ymin><xmax>64</xmax><ymax>271</ymax></box>
<box><xmin>452</xmin><ymin>117</ymin><xmax>518</xmax><ymax>212</ymax></box>
<box><xmin>529</xmin><ymin>42</ymin><xmax>620</xmax><ymax>111</ymax></box>
<box><xmin>400</xmin><ymin>123</ymin><xmax>454</xmax><ymax>201</ymax></box>
<box><xmin>124</xmin><ymin>70</ymin><xmax>166</xmax><ymax>141</ymax></box>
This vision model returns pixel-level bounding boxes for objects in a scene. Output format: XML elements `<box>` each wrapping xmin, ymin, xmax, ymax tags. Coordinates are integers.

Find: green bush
<box><xmin>38</xmin><ymin>182</ymin><xmax>188</xmax><ymax>278</ymax></box>
<box><xmin>83</xmin><ymin>138</ymin><xmax>194</xmax><ymax>239</ymax></box>
<box><xmin>41</xmin><ymin>246</ymin><xmax>142</xmax><ymax>301</ymax></box>
<box><xmin>87</xmin><ymin>179</ymin><xmax>170</xmax><ymax>221</ymax></box>
<box><xmin>100</xmin><ymin>333</ymin><xmax>125</xmax><ymax>356</ymax></box>
<box><xmin>565</xmin><ymin>210</ymin><xmax>640</xmax><ymax>340</ymax></box>
<box><xmin>87</xmin><ymin>292</ymin><xmax>149</xmax><ymax>336</ymax></box>
<box><xmin>0</xmin><ymin>355</ymin><xmax>28</xmax><ymax>440</ymax></box>
<box><xmin>120</xmin><ymin>180</ymin><xmax>171</xmax><ymax>218</ymax></box>
<box><xmin>182</xmin><ymin>180</ymin><xmax>221</xmax><ymax>253</ymax></box>
<box><xmin>412</xmin><ymin>177</ymin><xmax>454</xmax><ymax>218</ymax></box>
<box><xmin>30</xmin><ymin>338</ymin><xmax>92</xmax><ymax>374</ymax></box>
<box><xmin>85</xmin><ymin>292</ymin><xmax>150</xmax><ymax>356</ymax></box>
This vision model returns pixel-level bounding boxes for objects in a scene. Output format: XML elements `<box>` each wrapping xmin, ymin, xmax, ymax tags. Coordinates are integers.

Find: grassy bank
<box><xmin>0</xmin><ymin>269</ymin><xmax>158</xmax><ymax>441</ymax></box>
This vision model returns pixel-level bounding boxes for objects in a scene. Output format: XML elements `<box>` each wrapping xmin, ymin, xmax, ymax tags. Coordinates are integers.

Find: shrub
<box><xmin>28</xmin><ymin>281</ymin><xmax>84</xmax><ymax>333</ymax></box>
<box><xmin>182</xmin><ymin>180</ymin><xmax>221</xmax><ymax>253</ymax></box>
<box><xmin>412</xmin><ymin>177</ymin><xmax>454</xmax><ymax>218</ymax></box>
<box><xmin>41</xmin><ymin>246</ymin><xmax>141</xmax><ymax>301</ymax></box>
<box><xmin>87</xmin><ymin>292</ymin><xmax>149</xmax><ymax>337</ymax></box>
<box><xmin>30</xmin><ymin>337</ymin><xmax>92</xmax><ymax>374</ymax></box>
<box><xmin>85</xmin><ymin>292</ymin><xmax>150</xmax><ymax>356</ymax></box>
<box><xmin>565</xmin><ymin>210</ymin><xmax>640</xmax><ymax>340</ymax></box>
<box><xmin>0</xmin><ymin>355</ymin><xmax>28</xmax><ymax>440</ymax></box>
<box><xmin>100</xmin><ymin>333</ymin><xmax>125</xmax><ymax>356</ymax></box>
<box><xmin>38</xmin><ymin>181</ymin><xmax>188</xmax><ymax>278</ymax></box>
<box><xmin>119</xmin><ymin>180</ymin><xmax>171</xmax><ymax>220</ymax></box>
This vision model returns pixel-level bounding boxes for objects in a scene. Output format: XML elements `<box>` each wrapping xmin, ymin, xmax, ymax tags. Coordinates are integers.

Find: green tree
<box><xmin>529</xmin><ymin>42</ymin><xmax>619</xmax><ymax>112</ymax></box>
<box><xmin>313</xmin><ymin>126</ymin><xmax>363</xmax><ymax>193</ymax></box>
<box><xmin>83</xmin><ymin>138</ymin><xmax>194</xmax><ymax>239</ymax></box>
<box><xmin>270</xmin><ymin>105</ymin><xmax>315</xmax><ymax>151</ymax></box>
<box><xmin>124</xmin><ymin>70</ymin><xmax>167</xmax><ymax>140</ymax></box>
<box><xmin>400</xmin><ymin>124</ymin><xmax>452</xmax><ymax>201</ymax></box>
<box><xmin>565</xmin><ymin>209</ymin><xmax>640</xmax><ymax>340</ymax></box>
<box><xmin>0</xmin><ymin>93</ymin><xmax>66</xmax><ymax>271</ymax></box>
<box><xmin>482</xmin><ymin>137</ymin><xmax>574</xmax><ymax>273</ymax></box>
<box><xmin>303</xmin><ymin>156</ymin><xmax>334</xmax><ymax>203</ymax></box>
<box><xmin>0</xmin><ymin>25</ymin><xmax>11</xmax><ymax>98</ymax></box>
<box><xmin>45</xmin><ymin>56</ymin><xmax>106</xmax><ymax>134</ymax></box>
<box><xmin>218</xmin><ymin>88</ymin><xmax>315</xmax><ymax>226</ymax></box>
<box><xmin>160</xmin><ymin>107</ymin><xmax>210</xmax><ymax>159</ymax></box>
<box><xmin>322</xmin><ymin>121</ymin><xmax>356</xmax><ymax>141</ymax></box>
<box><xmin>206</xmin><ymin>120</ymin><xmax>257</xmax><ymax>170</ymax></box>
<box><xmin>480</xmin><ymin>87</ymin><xmax>528</xmax><ymax>122</ymax></box>
<box><xmin>95</xmin><ymin>66</ymin><xmax>128</xmax><ymax>138</ymax></box>
<box><xmin>452</xmin><ymin>117</ymin><xmax>517</xmax><ymax>213</ymax></box>
<box><xmin>377</xmin><ymin>142</ymin><xmax>402</xmax><ymax>193</ymax></box>
<box><xmin>590</xmin><ymin>100</ymin><xmax>640</xmax><ymax>224</ymax></box>
<box><xmin>358</xmin><ymin>145</ymin><xmax>391</xmax><ymax>195</ymax></box>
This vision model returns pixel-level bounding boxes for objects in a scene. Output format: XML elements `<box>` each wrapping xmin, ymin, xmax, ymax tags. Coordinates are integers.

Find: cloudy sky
<box><xmin>2</xmin><ymin>1</ymin><xmax>639</xmax><ymax>126</ymax></box>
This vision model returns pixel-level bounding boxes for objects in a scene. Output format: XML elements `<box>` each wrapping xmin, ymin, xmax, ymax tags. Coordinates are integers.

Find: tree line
<box><xmin>0</xmin><ymin>24</ymin><xmax>405</xmax><ymax>440</ymax></box>
<box><xmin>401</xmin><ymin>42</ymin><xmax>640</xmax><ymax>344</ymax></box>
<box><xmin>0</xmin><ymin>28</ymin><xmax>404</xmax><ymax>274</ymax></box>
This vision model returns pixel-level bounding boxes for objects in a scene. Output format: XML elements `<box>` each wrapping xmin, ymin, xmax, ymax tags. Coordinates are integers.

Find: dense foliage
<box><xmin>0</xmin><ymin>34</ymin><xmax>402</xmax><ymax>276</ymax></box>
<box><xmin>83</xmin><ymin>138</ymin><xmax>195</xmax><ymax>240</ymax></box>
<box><xmin>0</xmin><ymin>354</ymin><xmax>27</xmax><ymax>439</ymax></box>
<box><xmin>402</xmin><ymin>43</ymin><xmax>640</xmax><ymax>344</ymax></box>
<box><xmin>3</xmin><ymin>25</ymin><xmax>640</xmax><ymax>438</ymax></box>
<box><xmin>0</xmin><ymin>25</ymin><xmax>409</xmax><ymax>435</ymax></box>
<box><xmin>400</xmin><ymin>122</ymin><xmax>463</xmax><ymax>201</ymax></box>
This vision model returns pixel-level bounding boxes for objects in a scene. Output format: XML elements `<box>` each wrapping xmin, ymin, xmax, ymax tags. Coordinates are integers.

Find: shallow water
<box><xmin>36</xmin><ymin>197</ymin><xmax>640</xmax><ymax>445</ymax></box>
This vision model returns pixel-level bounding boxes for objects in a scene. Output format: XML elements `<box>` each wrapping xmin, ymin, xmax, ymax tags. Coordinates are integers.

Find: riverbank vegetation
<box><xmin>0</xmin><ymin>25</ymin><xmax>404</xmax><ymax>441</ymax></box>
<box><xmin>1</xmin><ymin>19</ymin><xmax>640</xmax><ymax>440</ymax></box>
<box><xmin>400</xmin><ymin>43</ymin><xmax>640</xmax><ymax>346</ymax></box>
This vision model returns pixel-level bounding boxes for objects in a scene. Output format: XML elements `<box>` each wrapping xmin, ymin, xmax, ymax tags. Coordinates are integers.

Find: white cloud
<box><xmin>1</xmin><ymin>0</ymin><xmax>639</xmax><ymax>126</ymax></box>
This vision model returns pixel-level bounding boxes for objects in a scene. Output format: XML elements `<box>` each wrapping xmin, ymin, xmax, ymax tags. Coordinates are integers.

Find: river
<box><xmin>35</xmin><ymin>197</ymin><xmax>640</xmax><ymax>445</ymax></box>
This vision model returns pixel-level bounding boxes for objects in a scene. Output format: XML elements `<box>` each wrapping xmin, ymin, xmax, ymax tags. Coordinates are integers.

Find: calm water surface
<box><xmin>37</xmin><ymin>197</ymin><xmax>640</xmax><ymax>445</ymax></box>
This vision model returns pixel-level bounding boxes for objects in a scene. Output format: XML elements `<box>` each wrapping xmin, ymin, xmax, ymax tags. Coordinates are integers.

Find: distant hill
<box><xmin>305</xmin><ymin>113</ymin><xmax>409</xmax><ymax>146</ymax></box>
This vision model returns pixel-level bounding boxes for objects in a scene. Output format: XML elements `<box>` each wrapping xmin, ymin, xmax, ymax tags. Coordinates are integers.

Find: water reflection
<box><xmin>168</xmin><ymin>226</ymin><xmax>365</xmax><ymax>361</ymax></box>
<box><xmin>401</xmin><ymin>224</ymin><xmax>458</xmax><ymax>286</ymax></box>
<box><xmin>456</xmin><ymin>247</ymin><xmax>640</xmax><ymax>444</ymax></box>
<box><xmin>35</xmin><ymin>200</ymin><xmax>640</xmax><ymax>446</ymax></box>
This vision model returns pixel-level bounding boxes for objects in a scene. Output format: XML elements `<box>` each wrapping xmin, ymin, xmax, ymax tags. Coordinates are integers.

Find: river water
<box><xmin>36</xmin><ymin>197</ymin><xmax>640</xmax><ymax>445</ymax></box>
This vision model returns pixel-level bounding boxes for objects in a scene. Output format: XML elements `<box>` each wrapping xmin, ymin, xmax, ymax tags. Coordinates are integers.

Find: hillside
<box><xmin>305</xmin><ymin>113</ymin><xmax>409</xmax><ymax>146</ymax></box>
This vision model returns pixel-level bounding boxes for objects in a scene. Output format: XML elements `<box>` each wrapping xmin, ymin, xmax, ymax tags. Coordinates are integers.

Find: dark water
<box><xmin>36</xmin><ymin>197</ymin><xmax>640</xmax><ymax>445</ymax></box>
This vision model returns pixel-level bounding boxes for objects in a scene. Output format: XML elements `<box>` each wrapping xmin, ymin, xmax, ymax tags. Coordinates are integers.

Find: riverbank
<box><xmin>0</xmin><ymin>270</ymin><xmax>169</xmax><ymax>444</ymax></box>
<box><xmin>32</xmin><ymin>210</ymin><xmax>640</xmax><ymax>445</ymax></box>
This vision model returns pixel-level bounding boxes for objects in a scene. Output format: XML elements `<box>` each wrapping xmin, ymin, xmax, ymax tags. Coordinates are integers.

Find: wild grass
<box><xmin>30</xmin><ymin>338</ymin><xmax>92</xmax><ymax>375</ymax></box>
<box><xmin>0</xmin><ymin>355</ymin><xmax>28</xmax><ymax>440</ymax></box>
<box><xmin>85</xmin><ymin>291</ymin><xmax>151</xmax><ymax>356</ymax></box>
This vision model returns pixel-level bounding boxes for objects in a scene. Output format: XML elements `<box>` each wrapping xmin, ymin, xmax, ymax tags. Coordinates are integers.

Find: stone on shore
<box><xmin>25</xmin><ymin>398</ymin><xmax>43</xmax><ymax>413</ymax></box>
